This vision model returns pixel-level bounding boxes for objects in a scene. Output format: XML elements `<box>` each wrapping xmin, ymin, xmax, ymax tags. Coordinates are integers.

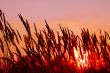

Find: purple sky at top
<box><xmin>0</xmin><ymin>0</ymin><xmax>110</xmax><ymax>34</ymax></box>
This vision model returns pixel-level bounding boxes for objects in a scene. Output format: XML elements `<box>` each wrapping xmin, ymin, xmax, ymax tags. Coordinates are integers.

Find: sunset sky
<box><xmin>0</xmin><ymin>0</ymin><xmax>110</xmax><ymax>34</ymax></box>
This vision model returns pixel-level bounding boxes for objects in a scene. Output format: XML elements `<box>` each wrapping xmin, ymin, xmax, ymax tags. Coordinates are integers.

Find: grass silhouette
<box><xmin>0</xmin><ymin>10</ymin><xmax>110</xmax><ymax>73</ymax></box>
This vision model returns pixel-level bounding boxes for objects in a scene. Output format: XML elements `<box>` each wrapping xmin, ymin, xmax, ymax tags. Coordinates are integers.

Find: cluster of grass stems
<box><xmin>0</xmin><ymin>10</ymin><xmax>110</xmax><ymax>73</ymax></box>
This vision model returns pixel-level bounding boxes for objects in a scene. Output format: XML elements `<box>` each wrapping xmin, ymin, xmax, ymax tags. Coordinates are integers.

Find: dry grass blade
<box><xmin>18</xmin><ymin>14</ymin><xmax>27</xmax><ymax>27</ymax></box>
<box><xmin>0</xmin><ymin>9</ymin><xmax>2</xmax><ymax>16</ymax></box>
<box><xmin>16</xmin><ymin>30</ymin><xmax>22</xmax><ymax>41</ymax></box>
<box><xmin>0</xmin><ymin>20</ymin><xmax>3</xmax><ymax>31</ymax></box>
<box><xmin>8</xmin><ymin>47</ymin><xmax>14</xmax><ymax>60</ymax></box>
<box><xmin>23</xmin><ymin>47</ymin><xmax>31</xmax><ymax>57</ymax></box>
<box><xmin>0</xmin><ymin>10</ymin><xmax>3</xmax><ymax>22</ymax></box>
<box><xmin>34</xmin><ymin>24</ymin><xmax>37</xmax><ymax>34</ymax></box>
<box><xmin>0</xmin><ymin>38</ymin><xmax>4</xmax><ymax>53</ymax></box>
<box><xmin>2</xmin><ymin>13</ymin><xmax>6</xmax><ymax>27</ymax></box>
<box><xmin>18</xmin><ymin>14</ymin><xmax>31</xmax><ymax>36</ymax></box>
<box><xmin>13</xmin><ymin>42</ymin><xmax>21</xmax><ymax>58</ymax></box>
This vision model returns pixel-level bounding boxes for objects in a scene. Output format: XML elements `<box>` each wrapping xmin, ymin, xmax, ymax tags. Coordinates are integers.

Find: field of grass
<box><xmin>0</xmin><ymin>10</ymin><xmax>110</xmax><ymax>73</ymax></box>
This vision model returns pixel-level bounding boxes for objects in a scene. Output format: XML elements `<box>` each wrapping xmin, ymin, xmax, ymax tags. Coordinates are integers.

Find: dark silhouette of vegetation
<box><xmin>0</xmin><ymin>10</ymin><xmax>110</xmax><ymax>73</ymax></box>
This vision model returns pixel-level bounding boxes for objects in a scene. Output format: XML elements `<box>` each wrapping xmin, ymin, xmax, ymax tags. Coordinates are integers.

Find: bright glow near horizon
<box><xmin>0</xmin><ymin>0</ymin><xmax>110</xmax><ymax>34</ymax></box>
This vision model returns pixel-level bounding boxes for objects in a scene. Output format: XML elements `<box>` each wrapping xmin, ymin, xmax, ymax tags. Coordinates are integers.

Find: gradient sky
<box><xmin>0</xmin><ymin>0</ymin><xmax>110</xmax><ymax>34</ymax></box>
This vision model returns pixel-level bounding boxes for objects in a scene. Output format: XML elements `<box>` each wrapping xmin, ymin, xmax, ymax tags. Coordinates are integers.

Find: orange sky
<box><xmin>0</xmin><ymin>0</ymin><xmax>110</xmax><ymax>34</ymax></box>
